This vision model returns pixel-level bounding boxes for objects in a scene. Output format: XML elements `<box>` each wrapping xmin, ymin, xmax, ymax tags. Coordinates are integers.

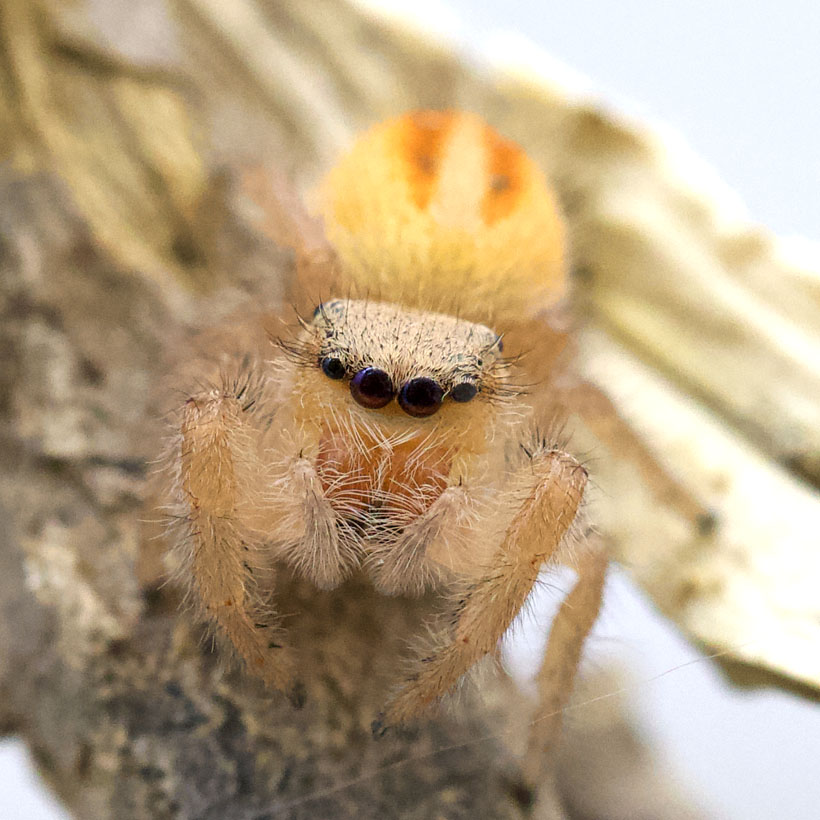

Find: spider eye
<box><xmin>350</xmin><ymin>367</ymin><xmax>395</xmax><ymax>409</ymax></box>
<box><xmin>398</xmin><ymin>377</ymin><xmax>444</xmax><ymax>417</ymax></box>
<box><xmin>321</xmin><ymin>357</ymin><xmax>346</xmax><ymax>380</ymax></box>
<box><xmin>451</xmin><ymin>382</ymin><xmax>478</xmax><ymax>403</ymax></box>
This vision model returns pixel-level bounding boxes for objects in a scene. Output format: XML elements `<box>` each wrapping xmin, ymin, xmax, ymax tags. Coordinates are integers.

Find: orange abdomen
<box><xmin>321</xmin><ymin>110</ymin><xmax>567</xmax><ymax>330</ymax></box>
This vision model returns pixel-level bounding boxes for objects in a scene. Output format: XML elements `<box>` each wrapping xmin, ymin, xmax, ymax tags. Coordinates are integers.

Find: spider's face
<box><xmin>277</xmin><ymin>298</ymin><xmax>517</xmax><ymax>517</ymax></box>
<box><xmin>279</xmin><ymin>297</ymin><xmax>517</xmax><ymax>519</ymax></box>
<box><xmin>304</xmin><ymin>298</ymin><xmax>511</xmax><ymax>420</ymax></box>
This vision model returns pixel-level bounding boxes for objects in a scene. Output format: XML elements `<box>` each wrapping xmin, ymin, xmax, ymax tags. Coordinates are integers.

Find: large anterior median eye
<box><xmin>398</xmin><ymin>377</ymin><xmax>444</xmax><ymax>417</ymax></box>
<box><xmin>350</xmin><ymin>367</ymin><xmax>395</xmax><ymax>409</ymax></box>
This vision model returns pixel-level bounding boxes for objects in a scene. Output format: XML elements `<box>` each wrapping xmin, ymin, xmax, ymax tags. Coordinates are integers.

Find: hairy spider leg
<box><xmin>178</xmin><ymin>388</ymin><xmax>300</xmax><ymax>699</ymax></box>
<box><xmin>523</xmin><ymin>540</ymin><xmax>607</xmax><ymax>793</ymax></box>
<box><xmin>378</xmin><ymin>446</ymin><xmax>588</xmax><ymax>728</ymax></box>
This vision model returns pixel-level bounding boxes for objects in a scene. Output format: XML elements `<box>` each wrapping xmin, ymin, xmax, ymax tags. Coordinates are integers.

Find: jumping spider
<box><xmin>165</xmin><ymin>111</ymin><xmax>700</xmax><ymax>770</ymax></box>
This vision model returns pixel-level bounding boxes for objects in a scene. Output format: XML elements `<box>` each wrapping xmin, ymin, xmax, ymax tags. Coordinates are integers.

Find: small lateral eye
<box><xmin>451</xmin><ymin>382</ymin><xmax>478</xmax><ymax>403</ymax></box>
<box><xmin>321</xmin><ymin>357</ymin><xmax>346</xmax><ymax>380</ymax></box>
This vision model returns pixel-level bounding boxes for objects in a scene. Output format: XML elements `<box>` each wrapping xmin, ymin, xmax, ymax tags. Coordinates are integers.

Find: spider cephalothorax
<box><xmin>301</xmin><ymin>298</ymin><xmax>508</xmax><ymax>415</ymax></box>
<box><xmin>280</xmin><ymin>298</ymin><xmax>515</xmax><ymax>447</ymax></box>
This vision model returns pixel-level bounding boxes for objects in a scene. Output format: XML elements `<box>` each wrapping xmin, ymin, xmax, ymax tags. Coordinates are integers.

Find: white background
<box><xmin>2</xmin><ymin>1</ymin><xmax>819</xmax><ymax>818</ymax></box>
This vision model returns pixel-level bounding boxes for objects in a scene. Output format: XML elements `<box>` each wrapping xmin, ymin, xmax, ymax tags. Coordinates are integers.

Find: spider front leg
<box><xmin>173</xmin><ymin>377</ymin><xmax>302</xmax><ymax>702</ymax></box>
<box><xmin>378</xmin><ymin>446</ymin><xmax>589</xmax><ymax>729</ymax></box>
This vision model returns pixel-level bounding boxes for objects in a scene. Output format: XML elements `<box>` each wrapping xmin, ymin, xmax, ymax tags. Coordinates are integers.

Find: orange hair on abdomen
<box><xmin>321</xmin><ymin>111</ymin><xmax>566</xmax><ymax>327</ymax></box>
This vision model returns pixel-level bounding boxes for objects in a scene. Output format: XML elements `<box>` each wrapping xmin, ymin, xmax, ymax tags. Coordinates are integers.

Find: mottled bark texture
<box><xmin>1</xmin><ymin>0</ymin><xmax>818</xmax><ymax>818</ymax></box>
